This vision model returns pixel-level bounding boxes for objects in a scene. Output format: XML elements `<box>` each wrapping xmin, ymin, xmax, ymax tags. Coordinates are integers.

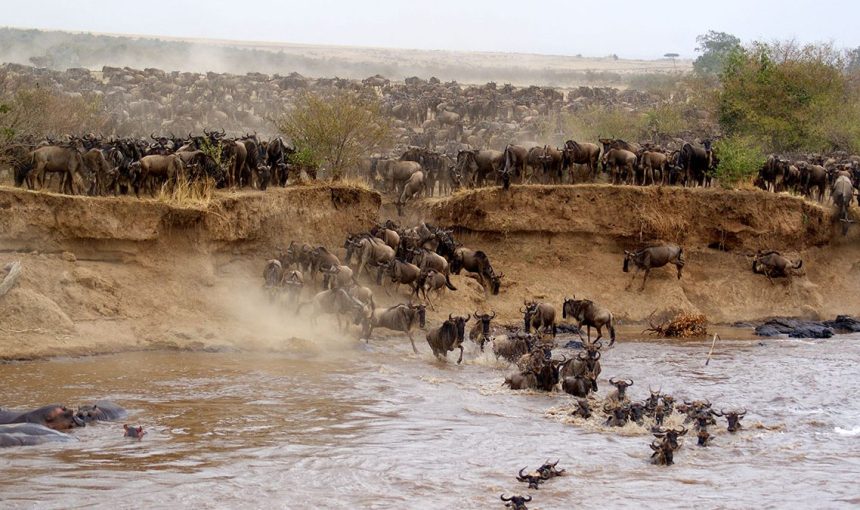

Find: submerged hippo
<box><xmin>0</xmin><ymin>405</ymin><xmax>84</xmax><ymax>430</ymax></box>
<box><xmin>0</xmin><ymin>423</ymin><xmax>77</xmax><ymax>447</ymax></box>
<box><xmin>123</xmin><ymin>424</ymin><xmax>146</xmax><ymax>439</ymax></box>
<box><xmin>76</xmin><ymin>401</ymin><xmax>128</xmax><ymax>424</ymax></box>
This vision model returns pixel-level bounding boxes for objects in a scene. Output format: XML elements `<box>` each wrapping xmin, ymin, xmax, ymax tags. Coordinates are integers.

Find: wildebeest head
<box><xmin>412</xmin><ymin>303</ymin><xmax>427</xmax><ymax>328</ymax></box>
<box><xmin>521</xmin><ymin>301</ymin><xmax>538</xmax><ymax>332</ymax></box>
<box><xmin>622</xmin><ymin>251</ymin><xmax>634</xmax><ymax>273</ymax></box>
<box><xmin>500</xmin><ymin>494</ymin><xmax>531</xmax><ymax>510</ymax></box>
<box><xmin>609</xmin><ymin>378</ymin><xmax>634</xmax><ymax>400</ymax></box>
<box><xmin>473</xmin><ymin>310</ymin><xmax>496</xmax><ymax>337</ymax></box>
<box><xmin>650</xmin><ymin>438</ymin><xmax>675</xmax><ymax>466</ymax></box>
<box><xmin>604</xmin><ymin>403</ymin><xmax>629</xmax><ymax>427</ymax></box>
<box><xmin>448</xmin><ymin>313</ymin><xmax>470</xmax><ymax>339</ymax></box>
<box><xmin>646</xmin><ymin>387</ymin><xmax>662</xmax><ymax>411</ymax></box>
<box><xmin>628</xmin><ymin>402</ymin><xmax>646</xmax><ymax>425</ymax></box>
<box><xmin>516</xmin><ymin>467</ymin><xmax>548</xmax><ymax>489</ymax></box>
<box><xmin>653</xmin><ymin>427</ymin><xmax>687</xmax><ymax>450</ymax></box>
<box><xmin>490</xmin><ymin>272</ymin><xmax>504</xmax><ymax>295</ymax></box>
<box><xmin>697</xmin><ymin>428</ymin><xmax>710</xmax><ymax>447</ymax></box>
<box><xmin>257</xmin><ymin>164</ymin><xmax>271</xmax><ymax>191</ymax></box>
<box><xmin>716</xmin><ymin>408</ymin><xmax>746</xmax><ymax>433</ymax></box>
<box><xmin>536</xmin><ymin>459</ymin><xmax>565</xmax><ymax>479</ymax></box>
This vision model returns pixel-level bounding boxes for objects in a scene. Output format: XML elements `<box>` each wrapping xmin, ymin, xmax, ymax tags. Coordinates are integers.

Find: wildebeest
<box><xmin>559</xmin><ymin>340</ymin><xmax>602</xmax><ymax>391</ymax></box>
<box><xmin>500</xmin><ymin>494</ymin><xmax>532</xmax><ymax>510</ymax></box>
<box><xmin>282</xmin><ymin>269</ymin><xmax>304</xmax><ymax>306</ymax></box>
<box><xmin>832</xmin><ymin>174</ymin><xmax>854</xmax><ymax>235</ymax></box>
<box><xmin>30</xmin><ymin>145</ymin><xmax>88</xmax><ymax>194</ymax></box>
<box><xmin>623</xmin><ymin>244</ymin><xmax>685</xmax><ymax>290</ymax></box>
<box><xmin>602</xmin><ymin>148</ymin><xmax>637</xmax><ymax>185</ymax></box>
<box><xmin>395</xmin><ymin>170</ymin><xmax>425</xmax><ymax>216</ymax></box>
<box><xmin>361</xmin><ymin>302</ymin><xmax>426</xmax><ymax>353</ymax></box>
<box><xmin>451</xmin><ymin>248</ymin><xmax>503</xmax><ymax>295</ymax></box>
<box><xmin>501</xmin><ymin>144</ymin><xmax>528</xmax><ymax>188</ymax></box>
<box><xmin>299</xmin><ymin>288</ymin><xmax>367</xmax><ymax>330</ymax></box>
<box><xmin>607</xmin><ymin>377</ymin><xmax>634</xmax><ymax>403</ymax></box>
<box><xmin>677</xmin><ymin>140</ymin><xmax>714</xmax><ymax>187</ymax></box>
<box><xmin>650</xmin><ymin>438</ymin><xmax>675</xmax><ymax>466</ymax></box>
<box><xmin>752</xmin><ymin>251</ymin><xmax>802</xmax><ymax>283</ymax></box>
<box><xmin>561</xmin><ymin>373</ymin><xmax>594</xmax><ymax>398</ymax></box>
<box><xmin>516</xmin><ymin>467</ymin><xmax>549</xmax><ymax>490</ymax></box>
<box><xmin>604</xmin><ymin>403</ymin><xmax>629</xmax><ymax>427</ymax></box>
<box><xmin>411</xmin><ymin>249</ymin><xmax>456</xmax><ymax>290</ymax></box>
<box><xmin>504</xmin><ymin>370</ymin><xmax>538</xmax><ymax>390</ymax></box>
<box><xmin>570</xmin><ymin>397</ymin><xmax>592</xmax><ymax>418</ymax></box>
<box><xmin>426</xmin><ymin>314</ymin><xmax>469</xmax><ymax>363</ymax></box>
<box><xmin>492</xmin><ymin>332</ymin><xmax>536</xmax><ymax>363</ymax></box>
<box><xmin>536</xmin><ymin>460</ymin><xmax>565</xmax><ymax>479</ymax></box>
<box><xmin>522</xmin><ymin>301</ymin><xmax>557</xmax><ymax>338</ymax></box>
<box><xmin>715</xmin><ymin>409</ymin><xmax>746</xmax><ymax>433</ymax></box>
<box><xmin>380</xmin><ymin>258</ymin><xmax>422</xmax><ymax>296</ymax></box>
<box><xmin>136</xmin><ymin>154</ymin><xmax>184</xmax><ymax>196</ymax></box>
<box><xmin>562</xmin><ymin>139</ymin><xmax>601</xmax><ymax>181</ymax></box>
<box><xmin>469</xmin><ymin>311</ymin><xmax>496</xmax><ymax>351</ymax></box>
<box><xmin>455</xmin><ymin>149</ymin><xmax>504</xmax><ymax>187</ymax></box>
<box><xmin>562</xmin><ymin>297</ymin><xmax>617</xmax><ymax>345</ymax></box>
<box><xmin>413</xmin><ymin>268</ymin><xmax>456</xmax><ymax>309</ymax></box>
<box><xmin>346</xmin><ymin>236</ymin><xmax>395</xmax><ymax>278</ymax></box>
<box><xmin>263</xmin><ymin>259</ymin><xmax>284</xmax><ymax>302</ymax></box>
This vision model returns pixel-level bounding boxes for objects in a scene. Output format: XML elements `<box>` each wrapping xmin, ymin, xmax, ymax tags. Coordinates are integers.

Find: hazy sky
<box><xmin>3</xmin><ymin>0</ymin><xmax>857</xmax><ymax>59</ymax></box>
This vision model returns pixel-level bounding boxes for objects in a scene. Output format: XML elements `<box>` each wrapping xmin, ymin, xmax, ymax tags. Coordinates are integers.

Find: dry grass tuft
<box><xmin>645</xmin><ymin>311</ymin><xmax>708</xmax><ymax>338</ymax></box>
<box><xmin>155</xmin><ymin>177</ymin><xmax>216</xmax><ymax>207</ymax></box>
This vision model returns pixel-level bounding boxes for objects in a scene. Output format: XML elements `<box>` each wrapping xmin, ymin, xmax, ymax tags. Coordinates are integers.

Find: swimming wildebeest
<box><xmin>360</xmin><ymin>302</ymin><xmax>426</xmax><ymax>353</ymax></box>
<box><xmin>492</xmin><ymin>332</ymin><xmax>536</xmax><ymax>363</ymax></box>
<box><xmin>561</xmin><ymin>372</ymin><xmax>595</xmax><ymax>398</ymax></box>
<box><xmin>522</xmin><ymin>301</ymin><xmax>557</xmax><ymax>338</ymax></box>
<box><xmin>752</xmin><ymin>250</ymin><xmax>802</xmax><ymax>283</ymax></box>
<box><xmin>516</xmin><ymin>467</ymin><xmax>549</xmax><ymax>490</ymax></box>
<box><xmin>562</xmin><ymin>297</ymin><xmax>617</xmax><ymax>346</ymax></box>
<box><xmin>500</xmin><ymin>494</ymin><xmax>532</xmax><ymax>510</ymax></box>
<box><xmin>426</xmin><ymin>314</ymin><xmax>469</xmax><ymax>363</ymax></box>
<box><xmin>623</xmin><ymin>244</ymin><xmax>685</xmax><ymax>290</ymax></box>
<box><xmin>469</xmin><ymin>311</ymin><xmax>496</xmax><ymax>352</ymax></box>
<box><xmin>714</xmin><ymin>409</ymin><xmax>746</xmax><ymax>433</ymax></box>
<box><xmin>607</xmin><ymin>378</ymin><xmax>634</xmax><ymax>403</ymax></box>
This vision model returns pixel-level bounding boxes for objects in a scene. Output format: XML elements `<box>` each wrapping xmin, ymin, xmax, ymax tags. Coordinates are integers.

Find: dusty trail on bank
<box><xmin>0</xmin><ymin>183</ymin><xmax>857</xmax><ymax>360</ymax></box>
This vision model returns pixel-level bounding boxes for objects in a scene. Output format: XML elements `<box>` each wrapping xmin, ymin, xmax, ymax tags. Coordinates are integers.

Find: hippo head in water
<box><xmin>123</xmin><ymin>424</ymin><xmax>146</xmax><ymax>439</ymax></box>
<box><xmin>3</xmin><ymin>405</ymin><xmax>85</xmax><ymax>430</ymax></box>
<box><xmin>76</xmin><ymin>402</ymin><xmax>128</xmax><ymax>424</ymax></box>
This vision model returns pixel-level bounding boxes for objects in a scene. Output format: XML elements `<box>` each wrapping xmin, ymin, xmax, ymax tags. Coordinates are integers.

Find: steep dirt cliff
<box><xmin>0</xmin><ymin>183</ymin><xmax>857</xmax><ymax>360</ymax></box>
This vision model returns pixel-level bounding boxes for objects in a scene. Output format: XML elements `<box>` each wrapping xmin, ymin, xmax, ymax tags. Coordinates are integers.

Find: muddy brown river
<box><xmin>1</xmin><ymin>333</ymin><xmax>859</xmax><ymax>509</ymax></box>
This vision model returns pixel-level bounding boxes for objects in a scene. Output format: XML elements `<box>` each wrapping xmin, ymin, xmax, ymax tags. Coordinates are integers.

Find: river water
<box><xmin>1</xmin><ymin>333</ymin><xmax>859</xmax><ymax>509</ymax></box>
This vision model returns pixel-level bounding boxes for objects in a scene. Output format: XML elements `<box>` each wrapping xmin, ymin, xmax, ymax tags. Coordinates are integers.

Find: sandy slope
<box><xmin>0</xmin><ymin>184</ymin><xmax>856</xmax><ymax>360</ymax></box>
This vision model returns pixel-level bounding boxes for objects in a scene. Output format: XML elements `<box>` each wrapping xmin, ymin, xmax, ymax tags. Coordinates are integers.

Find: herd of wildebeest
<box><xmin>258</xmin><ymin>217</ymin><xmax>769</xmax><ymax>498</ymax></box>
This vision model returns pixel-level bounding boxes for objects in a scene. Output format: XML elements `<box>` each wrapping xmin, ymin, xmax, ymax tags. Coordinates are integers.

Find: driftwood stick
<box><xmin>705</xmin><ymin>333</ymin><xmax>720</xmax><ymax>366</ymax></box>
<box><xmin>0</xmin><ymin>261</ymin><xmax>22</xmax><ymax>298</ymax></box>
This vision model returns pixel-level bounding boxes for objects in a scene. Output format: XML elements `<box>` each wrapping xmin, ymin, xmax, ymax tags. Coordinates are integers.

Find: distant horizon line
<box><xmin>0</xmin><ymin>25</ymin><xmax>696</xmax><ymax>63</ymax></box>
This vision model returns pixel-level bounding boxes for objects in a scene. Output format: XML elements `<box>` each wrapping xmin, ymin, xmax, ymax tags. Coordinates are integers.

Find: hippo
<box><xmin>123</xmin><ymin>424</ymin><xmax>146</xmax><ymax>439</ymax></box>
<box><xmin>0</xmin><ymin>423</ymin><xmax>77</xmax><ymax>447</ymax></box>
<box><xmin>76</xmin><ymin>401</ymin><xmax>128</xmax><ymax>423</ymax></box>
<box><xmin>0</xmin><ymin>405</ymin><xmax>84</xmax><ymax>430</ymax></box>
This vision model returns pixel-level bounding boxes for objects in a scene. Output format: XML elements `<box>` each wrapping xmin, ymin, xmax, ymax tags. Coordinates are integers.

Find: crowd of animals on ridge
<box><xmin>1</xmin><ymin>63</ymin><xmax>856</xmax><ymax>225</ymax></box>
<box><xmin>256</xmin><ymin>219</ymin><xmax>764</xmax><ymax>479</ymax></box>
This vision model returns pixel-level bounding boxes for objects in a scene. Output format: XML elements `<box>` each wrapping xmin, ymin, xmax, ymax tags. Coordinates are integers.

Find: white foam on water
<box><xmin>834</xmin><ymin>426</ymin><xmax>860</xmax><ymax>436</ymax></box>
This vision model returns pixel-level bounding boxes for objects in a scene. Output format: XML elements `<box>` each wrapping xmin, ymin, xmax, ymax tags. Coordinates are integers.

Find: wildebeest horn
<box><xmin>577</xmin><ymin>352</ymin><xmax>587</xmax><ymax>360</ymax></box>
<box><xmin>738</xmin><ymin>409</ymin><xmax>747</xmax><ymax>417</ymax></box>
<box><xmin>448</xmin><ymin>313</ymin><xmax>454</xmax><ymax>320</ymax></box>
<box><xmin>500</xmin><ymin>494</ymin><xmax>512</xmax><ymax>502</ymax></box>
<box><xmin>594</xmin><ymin>340</ymin><xmax>603</xmax><ymax>348</ymax></box>
<box><xmin>674</xmin><ymin>427</ymin><xmax>688</xmax><ymax>435</ymax></box>
<box><xmin>517</xmin><ymin>467</ymin><xmax>527</xmax><ymax>479</ymax></box>
<box><xmin>204</xmin><ymin>128</ymin><xmax>210</xmax><ymax>135</ymax></box>
<box><xmin>474</xmin><ymin>311</ymin><xmax>481</xmax><ymax>319</ymax></box>
<box><xmin>519</xmin><ymin>307</ymin><xmax>526</xmax><ymax>313</ymax></box>
<box><xmin>150</xmin><ymin>132</ymin><xmax>157</xmax><ymax>140</ymax></box>
<box><xmin>522</xmin><ymin>495</ymin><xmax>532</xmax><ymax>502</ymax></box>
<box><xmin>625</xmin><ymin>379</ymin><xmax>634</xmax><ymax>386</ymax></box>
<box><xmin>610</xmin><ymin>377</ymin><xmax>619</xmax><ymax>385</ymax></box>
<box><xmin>716</xmin><ymin>409</ymin><xmax>726</xmax><ymax>417</ymax></box>
<box><xmin>593</xmin><ymin>351</ymin><xmax>601</xmax><ymax>360</ymax></box>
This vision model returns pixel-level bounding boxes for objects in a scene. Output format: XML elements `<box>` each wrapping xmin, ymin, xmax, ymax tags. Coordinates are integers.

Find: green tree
<box><xmin>718</xmin><ymin>40</ymin><xmax>849</xmax><ymax>152</ymax></box>
<box><xmin>274</xmin><ymin>90</ymin><xmax>391</xmax><ymax>179</ymax></box>
<box><xmin>714</xmin><ymin>135</ymin><xmax>766</xmax><ymax>188</ymax></box>
<box><xmin>693</xmin><ymin>31</ymin><xmax>742</xmax><ymax>77</ymax></box>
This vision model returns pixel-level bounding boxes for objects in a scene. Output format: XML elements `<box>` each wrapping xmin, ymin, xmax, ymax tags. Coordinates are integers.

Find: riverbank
<box><xmin>1</xmin><ymin>184</ymin><xmax>857</xmax><ymax>361</ymax></box>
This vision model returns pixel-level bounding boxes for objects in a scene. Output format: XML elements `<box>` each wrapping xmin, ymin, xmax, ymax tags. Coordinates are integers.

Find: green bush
<box><xmin>714</xmin><ymin>136</ymin><xmax>766</xmax><ymax>188</ymax></box>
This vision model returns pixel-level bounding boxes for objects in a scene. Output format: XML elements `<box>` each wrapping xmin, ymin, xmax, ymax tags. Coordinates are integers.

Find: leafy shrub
<box><xmin>714</xmin><ymin>136</ymin><xmax>766</xmax><ymax>188</ymax></box>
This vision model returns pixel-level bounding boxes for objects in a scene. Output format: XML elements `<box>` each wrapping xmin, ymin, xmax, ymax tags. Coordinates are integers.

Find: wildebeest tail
<box><xmin>678</xmin><ymin>246</ymin><xmax>685</xmax><ymax>266</ymax></box>
<box><xmin>445</xmin><ymin>273</ymin><xmax>457</xmax><ymax>291</ymax></box>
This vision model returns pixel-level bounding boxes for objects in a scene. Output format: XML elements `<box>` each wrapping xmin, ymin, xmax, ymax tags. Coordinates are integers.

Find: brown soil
<box><xmin>1</xmin><ymin>183</ymin><xmax>857</xmax><ymax>361</ymax></box>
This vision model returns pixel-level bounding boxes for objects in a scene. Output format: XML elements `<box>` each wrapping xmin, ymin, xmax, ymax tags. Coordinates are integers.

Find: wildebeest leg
<box><xmin>626</xmin><ymin>268</ymin><xmax>639</xmax><ymax>290</ymax></box>
<box><xmin>640</xmin><ymin>268</ymin><xmax>650</xmax><ymax>291</ymax></box>
<box><xmin>586</xmin><ymin>325</ymin><xmax>591</xmax><ymax>343</ymax></box>
<box><xmin>407</xmin><ymin>331</ymin><xmax>418</xmax><ymax>353</ymax></box>
<box><xmin>457</xmin><ymin>345</ymin><xmax>464</xmax><ymax>364</ymax></box>
<box><xmin>595</xmin><ymin>326</ymin><xmax>603</xmax><ymax>342</ymax></box>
